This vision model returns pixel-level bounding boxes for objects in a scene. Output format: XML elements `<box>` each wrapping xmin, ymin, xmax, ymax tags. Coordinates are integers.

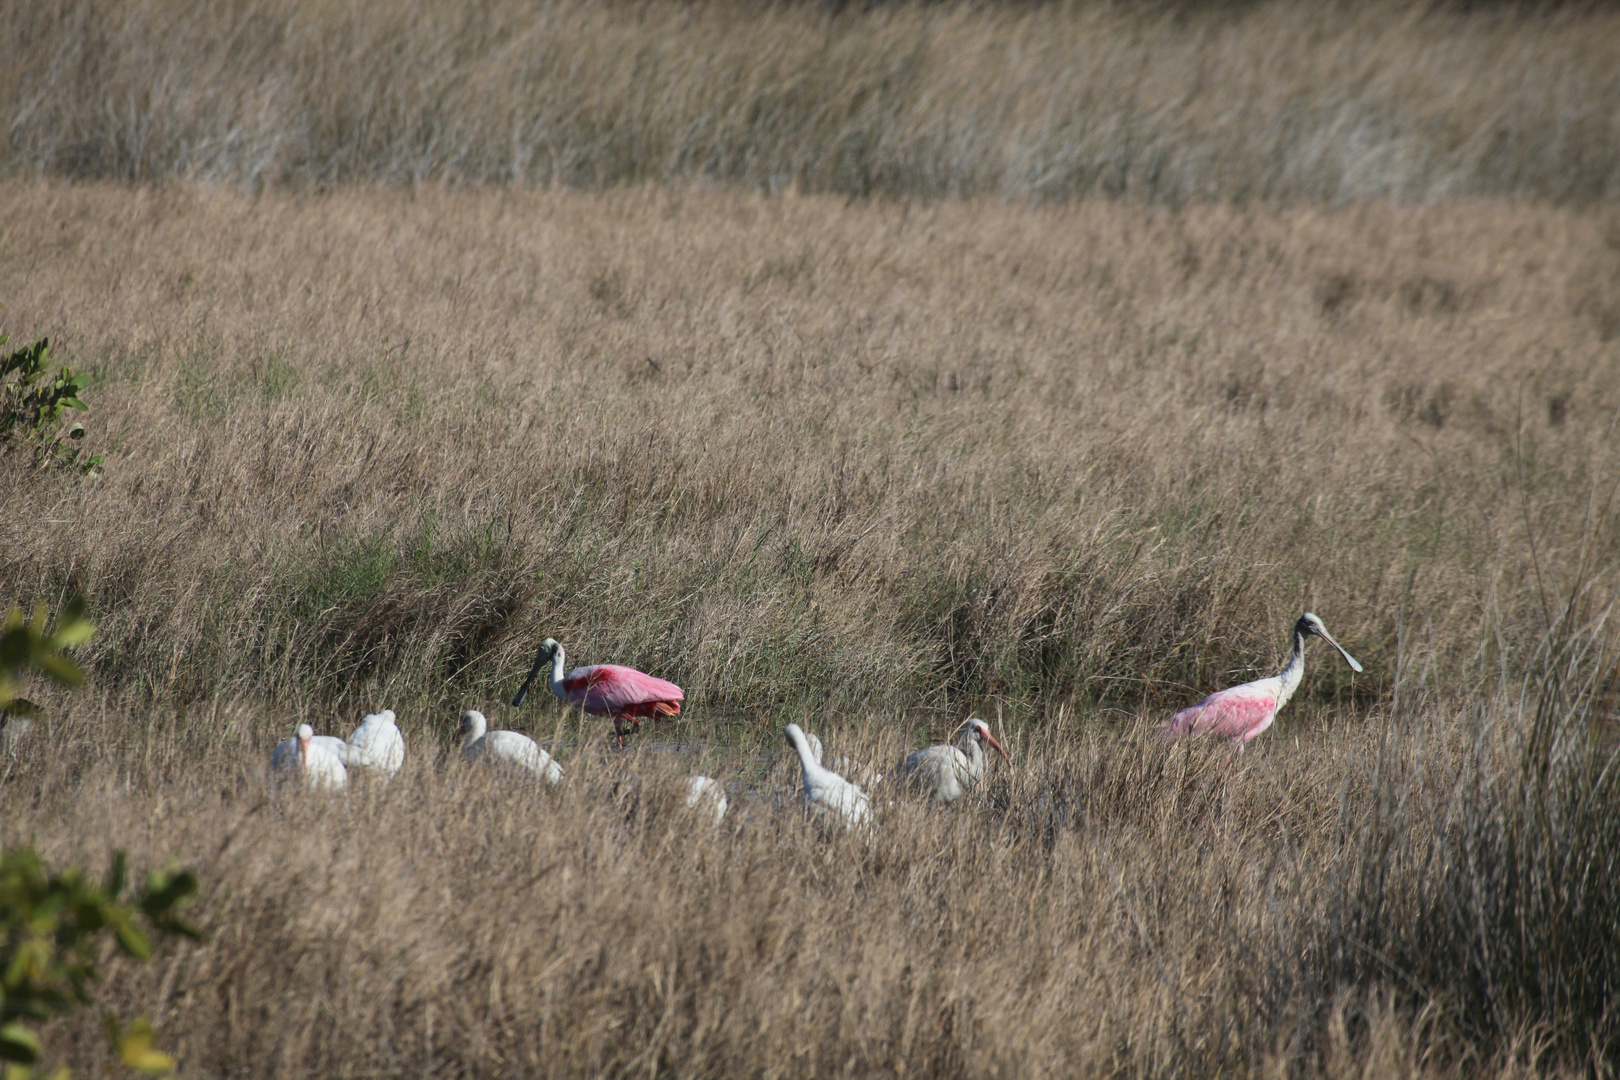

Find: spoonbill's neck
<box><xmin>546</xmin><ymin>646</ymin><xmax>568</xmax><ymax>700</ymax></box>
<box><xmin>1275</xmin><ymin>627</ymin><xmax>1308</xmax><ymax>709</ymax></box>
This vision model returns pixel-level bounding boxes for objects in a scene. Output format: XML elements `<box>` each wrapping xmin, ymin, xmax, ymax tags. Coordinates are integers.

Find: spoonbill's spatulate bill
<box><xmin>785</xmin><ymin>723</ymin><xmax>872</xmax><ymax>832</ymax></box>
<box><xmin>458</xmin><ymin>710</ymin><xmax>563</xmax><ymax>784</ymax></box>
<box><xmin>1162</xmin><ymin>613</ymin><xmax>1362</xmax><ymax>744</ymax></box>
<box><xmin>512</xmin><ymin>638</ymin><xmax>684</xmax><ymax>749</ymax></box>
<box><xmin>346</xmin><ymin>708</ymin><xmax>405</xmax><ymax>778</ymax></box>
<box><xmin>271</xmin><ymin>723</ymin><xmax>348</xmax><ymax>791</ymax></box>
<box><xmin>894</xmin><ymin>718</ymin><xmax>1009</xmax><ymax>803</ymax></box>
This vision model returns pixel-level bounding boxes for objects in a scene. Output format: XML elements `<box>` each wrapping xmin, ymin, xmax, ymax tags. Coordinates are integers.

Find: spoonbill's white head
<box><xmin>1297</xmin><ymin>613</ymin><xmax>1363</xmax><ymax>672</ymax></box>
<box><xmin>512</xmin><ymin>638</ymin><xmax>565</xmax><ymax>707</ymax></box>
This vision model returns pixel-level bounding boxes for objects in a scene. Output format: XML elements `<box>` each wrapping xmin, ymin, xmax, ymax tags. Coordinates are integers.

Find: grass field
<box><xmin>1</xmin><ymin>181</ymin><xmax>1617</xmax><ymax>1077</ymax></box>
<box><xmin>4</xmin><ymin>0</ymin><xmax>1620</xmax><ymax>202</ymax></box>
<box><xmin>2</xmin><ymin>3</ymin><xmax>1620</xmax><ymax>1073</ymax></box>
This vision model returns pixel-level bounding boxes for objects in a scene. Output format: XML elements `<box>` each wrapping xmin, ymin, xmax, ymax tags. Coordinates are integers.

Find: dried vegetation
<box><xmin>0</xmin><ymin>180</ymin><xmax>1616</xmax><ymax>1077</ymax></box>
<box><xmin>3</xmin><ymin>0</ymin><xmax>1620</xmax><ymax>202</ymax></box>
<box><xmin>1</xmin><ymin>7</ymin><xmax>1620</xmax><ymax>1065</ymax></box>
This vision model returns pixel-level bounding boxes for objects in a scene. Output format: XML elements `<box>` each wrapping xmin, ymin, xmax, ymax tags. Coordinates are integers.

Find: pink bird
<box><xmin>511</xmin><ymin>637</ymin><xmax>684</xmax><ymax>749</ymax></box>
<box><xmin>1163</xmin><ymin>613</ymin><xmax>1362</xmax><ymax>744</ymax></box>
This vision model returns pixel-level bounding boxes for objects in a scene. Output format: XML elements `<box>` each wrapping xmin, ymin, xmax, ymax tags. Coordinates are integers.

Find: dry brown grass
<box><xmin>1</xmin><ymin>182</ymin><xmax>1618</xmax><ymax>1075</ymax></box>
<box><xmin>4</xmin><ymin>0</ymin><xmax>1620</xmax><ymax>202</ymax></box>
<box><xmin>3</xmin><ymin>691</ymin><xmax>1614</xmax><ymax>1077</ymax></box>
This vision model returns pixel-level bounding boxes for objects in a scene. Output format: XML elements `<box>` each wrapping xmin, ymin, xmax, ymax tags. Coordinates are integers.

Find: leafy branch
<box><xmin>0</xmin><ymin>332</ymin><xmax>102</xmax><ymax>477</ymax></box>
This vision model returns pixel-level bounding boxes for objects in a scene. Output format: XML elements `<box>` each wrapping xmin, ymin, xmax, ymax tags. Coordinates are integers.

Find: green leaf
<box><xmin>114</xmin><ymin>1019</ymin><xmax>173</xmax><ymax>1077</ymax></box>
<box><xmin>0</xmin><ymin>1024</ymin><xmax>40</xmax><ymax>1065</ymax></box>
<box><xmin>111</xmin><ymin>919</ymin><xmax>152</xmax><ymax>961</ymax></box>
<box><xmin>32</xmin><ymin>654</ymin><xmax>83</xmax><ymax>689</ymax></box>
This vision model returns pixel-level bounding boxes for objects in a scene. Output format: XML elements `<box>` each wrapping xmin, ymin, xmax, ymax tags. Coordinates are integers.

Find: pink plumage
<box><xmin>1162</xmin><ymin>613</ymin><xmax>1363</xmax><ymax>746</ymax></box>
<box><xmin>1164</xmin><ymin>686</ymin><xmax>1281</xmax><ymax>743</ymax></box>
<box><xmin>558</xmin><ymin>665</ymin><xmax>684</xmax><ymax>720</ymax></box>
<box><xmin>512</xmin><ymin>638</ymin><xmax>685</xmax><ymax>749</ymax></box>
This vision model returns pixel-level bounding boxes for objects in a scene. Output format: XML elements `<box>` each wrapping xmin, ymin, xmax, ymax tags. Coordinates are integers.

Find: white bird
<box><xmin>801</xmin><ymin>729</ymin><xmax>883</xmax><ymax>789</ymax></box>
<box><xmin>458</xmin><ymin>709</ymin><xmax>562</xmax><ymax>785</ymax></box>
<box><xmin>1</xmin><ymin>716</ymin><xmax>32</xmax><ymax>757</ymax></box>
<box><xmin>346</xmin><ymin>708</ymin><xmax>405</xmax><ymax>778</ymax></box>
<box><xmin>893</xmin><ymin>718</ymin><xmax>1009</xmax><ymax>804</ymax></box>
<box><xmin>785</xmin><ymin>723</ymin><xmax>871</xmax><ymax>832</ymax></box>
<box><xmin>271</xmin><ymin>723</ymin><xmax>348</xmax><ymax>791</ymax></box>
<box><xmin>683</xmin><ymin>775</ymin><xmax>729</xmax><ymax>823</ymax></box>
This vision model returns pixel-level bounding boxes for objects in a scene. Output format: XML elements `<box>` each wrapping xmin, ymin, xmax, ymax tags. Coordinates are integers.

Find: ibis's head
<box><xmin>784</xmin><ymin>723</ymin><xmax>809</xmax><ymax>756</ymax></box>
<box><xmin>1297</xmin><ymin>613</ymin><xmax>1363</xmax><ymax>673</ymax></box>
<box><xmin>962</xmin><ymin>718</ymin><xmax>1010</xmax><ymax>762</ymax></box>
<box><xmin>458</xmin><ymin>709</ymin><xmax>487</xmax><ymax>743</ymax></box>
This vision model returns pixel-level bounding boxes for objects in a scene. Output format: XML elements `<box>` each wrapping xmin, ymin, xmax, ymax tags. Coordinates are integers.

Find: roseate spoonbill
<box><xmin>512</xmin><ymin>638</ymin><xmax>684</xmax><ymax>749</ymax></box>
<box><xmin>785</xmin><ymin>723</ymin><xmax>872</xmax><ymax>832</ymax></box>
<box><xmin>458</xmin><ymin>709</ymin><xmax>563</xmax><ymax>785</ymax></box>
<box><xmin>684</xmin><ymin>775</ymin><xmax>728</xmax><ymax>823</ymax></box>
<box><xmin>346</xmin><ymin>709</ymin><xmax>404</xmax><ymax>778</ymax></box>
<box><xmin>271</xmin><ymin>723</ymin><xmax>348</xmax><ymax>791</ymax></box>
<box><xmin>894</xmin><ymin>718</ymin><xmax>1009</xmax><ymax>804</ymax></box>
<box><xmin>1162</xmin><ymin>613</ymin><xmax>1363</xmax><ymax>744</ymax></box>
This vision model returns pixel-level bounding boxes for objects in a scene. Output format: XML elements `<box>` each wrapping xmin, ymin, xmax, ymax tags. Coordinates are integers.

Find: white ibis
<box><xmin>1162</xmin><ymin>612</ymin><xmax>1363</xmax><ymax>744</ymax></box>
<box><xmin>683</xmin><ymin>775</ymin><xmax>728</xmax><ymax>823</ymax></box>
<box><xmin>802</xmin><ymin>729</ymin><xmax>883</xmax><ymax>789</ymax></box>
<box><xmin>893</xmin><ymin>718</ymin><xmax>1009</xmax><ymax>804</ymax></box>
<box><xmin>345</xmin><ymin>709</ymin><xmax>405</xmax><ymax>778</ymax></box>
<box><xmin>1</xmin><ymin>716</ymin><xmax>31</xmax><ymax>757</ymax></box>
<box><xmin>784</xmin><ymin>723</ymin><xmax>871</xmax><ymax>832</ymax></box>
<box><xmin>271</xmin><ymin>723</ymin><xmax>348</xmax><ymax>791</ymax></box>
<box><xmin>458</xmin><ymin>709</ymin><xmax>563</xmax><ymax>785</ymax></box>
<box><xmin>512</xmin><ymin>638</ymin><xmax>684</xmax><ymax>750</ymax></box>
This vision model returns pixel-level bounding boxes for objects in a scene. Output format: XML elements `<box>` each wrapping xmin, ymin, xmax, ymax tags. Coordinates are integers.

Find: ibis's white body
<box><xmin>346</xmin><ymin>709</ymin><xmax>405</xmax><ymax>778</ymax></box>
<box><xmin>1</xmin><ymin>718</ymin><xmax>32</xmax><ymax>756</ymax></box>
<box><xmin>802</xmin><ymin>730</ymin><xmax>882</xmax><ymax>789</ymax></box>
<box><xmin>459</xmin><ymin>710</ymin><xmax>562</xmax><ymax>784</ymax></box>
<box><xmin>785</xmin><ymin>723</ymin><xmax>871</xmax><ymax>832</ymax></box>
<box><xmin>272</xmin><ymin>724</ymin><xmax>348</xmax><ymax>791</ymax></box>
<box><xmin>895</xmin><ymin>719</ymin><xmax>1007</xmax><ymax>804</ymax></box>
<box><xmin>684</xmin><ymin>775</ymin><xmax>729</xmax><ymax>823</ymax></box>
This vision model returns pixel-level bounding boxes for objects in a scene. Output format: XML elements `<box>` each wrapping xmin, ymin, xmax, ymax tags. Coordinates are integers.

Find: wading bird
<box><xmin>512</xmin><ymin>638</ymin><xmax>684</xmax><ymax>750</ymax></box>
<box><xmin>271</xmin><ymin>723</ymin><xmax>348</xmax><ymax>791</ymax></box>
<box><xmin>458</xmin><ymin>709</ymin><xmax>563</xmax><ymax>784</ymax></box>
<box><xmin>894</xmin><ymin>718</ymin><xmax>1009</xmax><ymax>804</ymax></box>
<box><xmin>1162</xmin><ymin>613</ymin><xmax>1363</xmax><ymax>744</ymax></box>
<box><xmin>785</xmin><ymin>723</ymin><xmax>871</xmax><ymax>832</ymax></box>
<box><xmin>684</xmin><ymin>775</ymin><xmax>728</xmax><ymax>823</ymax></box>
<box><xmin>346</xmin><ymin>708</ymin><xmax>405</xmax><ymax>778</ymax></box>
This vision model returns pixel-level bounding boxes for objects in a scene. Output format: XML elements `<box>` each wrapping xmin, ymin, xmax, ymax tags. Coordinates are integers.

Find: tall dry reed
<box><xmin>2</xmin><ymin>0</ymin><xmax>1619</xmax><ymax>202</ymax></box>
<box><xmin>1</xmin><ymin>182</ymin><xmax>1618</xmax><ymax>1073</ymax></box>
<box><xmin>1</xmin><ymin>183</ymin><xmax>1618</xmax><ymax>724</ymax></box>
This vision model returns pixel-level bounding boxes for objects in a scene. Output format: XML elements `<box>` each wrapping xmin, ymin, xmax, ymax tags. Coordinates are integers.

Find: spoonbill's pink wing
<box><xmin>1163</xmin><ymin>686</ymin><xmax>1279</xmax><ymax>741</ymax></box>
<box><xmin>562</xmin><ymin>664</ymin><xmax>684</xmax><ymax>717</ymax></box>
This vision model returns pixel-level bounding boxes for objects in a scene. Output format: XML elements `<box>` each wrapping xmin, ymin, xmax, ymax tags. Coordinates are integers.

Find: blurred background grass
<box><xmin>3</xmin><ymin>0</ymin><xmax>1618</xmax><ymax>203</ymax></box>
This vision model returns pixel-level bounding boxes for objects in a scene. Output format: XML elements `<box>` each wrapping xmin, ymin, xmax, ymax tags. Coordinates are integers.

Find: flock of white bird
<box><xmin>271</xmin><ymin>709</ymin><xmax>1011</xmax><ymax>833</ymax></box>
